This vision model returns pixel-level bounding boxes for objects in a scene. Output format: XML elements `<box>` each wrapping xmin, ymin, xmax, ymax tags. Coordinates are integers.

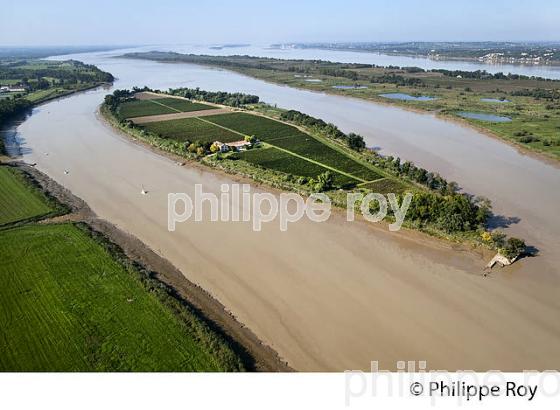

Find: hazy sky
<box><xmin>2</xmin><ymin>0</ymin><xmax>559</xmax><ymax>46</ymax></box>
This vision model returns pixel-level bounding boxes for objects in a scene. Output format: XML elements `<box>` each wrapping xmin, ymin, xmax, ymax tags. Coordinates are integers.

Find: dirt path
<box><xmin>130</xmin><ymin>108</ymin><xmax>232</xmax><ymax>124</ymax></box>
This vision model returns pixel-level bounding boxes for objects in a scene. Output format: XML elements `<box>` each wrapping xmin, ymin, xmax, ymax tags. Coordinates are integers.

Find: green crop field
<box><xmin>0</xmin><ymin>223</ymin><xmax>243</xmax><ymax>371</ymax></box>
<box><xmin>270</xmin><ymin>135</ymin><xmax>382</xmax><ymax>181</ymax></box>
<box><xmin>118</xmin><ymin>98</ymin><xmax>214</xmax><ymax>118</ymax></box>
<box><xmin>203</xmin><ymin>112</ymin><xmax>382</xmax><ymax>181</ymax></box>
<box><xmin>0</xmin><ymin>166</ymin><xmax>54</xmax><ymax>226</ymax></box>
<box><xmin>239</xmin><ymin>146</ymin><xmax>355</xmax><ymax>185</ymax></box>
<box><xmin>359</xmin><ymin>178</ymin><xmax>410</xmax><ymax>194</ymax></box>
<box><xmin>203</xmin><ymin>112</ymin><xmax>308</xmax><ymax>141</ymax></box>
<box><xmin>118</xmin><ymin>99</ymin><xmax>176</xmax><ymax>117</ymax></box>
<box><xmin>141</xmin><ymin>117</ymin><xmax>241</xmax><ymax>143</ymax></box>
<box><xmin>113</xmin><ymin>95</ymin><xmax>386</xmax><ymax>185</ymax></box>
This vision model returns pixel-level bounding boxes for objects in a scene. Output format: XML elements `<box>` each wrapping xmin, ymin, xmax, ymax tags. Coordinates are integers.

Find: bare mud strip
<box><xmin>15</xmin><ymin>162</ymin><xmax>291</xmax><ymax>372</ymax></box>
<box><xmin>130</xmin><ymin>108</ymin><xmax>232</xmax><ymax>124</ymax></box>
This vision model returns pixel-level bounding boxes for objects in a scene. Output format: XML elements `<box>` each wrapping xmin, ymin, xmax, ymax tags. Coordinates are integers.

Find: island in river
<box><xmin>102</xmin><ymin>87</ymin><xmax>526</xmax><ymax>261</ymax></box>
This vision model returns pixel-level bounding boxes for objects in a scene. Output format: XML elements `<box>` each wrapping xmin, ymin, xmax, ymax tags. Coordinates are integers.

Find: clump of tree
<box><xmin>318</xmin><ymin>67</ymin><xmax>360</xmax><ymax>81</ymax></box>
<box><xmin>347</xmin><ymin>133</ymin><xmax>366</xmax><ymax>150</ymax></box>
<box><xmin>370</xmin><ymin>74</ymin><xmax>423</xmax><ymax>87</ymax></box>
<box><xmin>510</xmin><ymin>88</ymin><xmax>560</xmax><ymax>101</ymax></box>
<box><xmin>311</xmin><ymin>171</ymin><xmax>334</xmax><ymax>192</ymax></box>
<box><xmin>103</xmin><ymin>89</ymin><xmax>134</xmax><ymax>113</ymax></box>
<box><xmin>368</xmin><ymin>154</ymin><xmax>456</xmax><ymax>194</ymax></box>
<box><xmin>280</xmin><ymin>109</ymin><xmax>366</xmax><ymax>151</ymax></box>
<box><xmin>403</xmin><ymin>191</ymin><xmax>491</xmax><ymax>233</ymax></box>
<box><xmin>0</xmin><ymin>98</ymin><xmax>32</xmax><ymax>128</ymax></box>
<box><xmin>403</xmin><ymin>66</ymin><xmax>425</xmax><ymax>73</ymax></box>
<box><xmin>432</xmin><ymin>69</ymin><xmax>555</xmax><ymax>83</ymax></box>
<box><xmin>169</xmin><ymin>87</ymin><xmax>259</xmax><ymax>107</ymax></box>
<box><xmin>483</xmin><ymin>231</ymin><xmax>526</xmax><ymax>259</ymax></box>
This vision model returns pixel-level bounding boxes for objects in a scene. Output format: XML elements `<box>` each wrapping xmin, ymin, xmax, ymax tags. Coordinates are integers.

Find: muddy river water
<box><xmin>7</xmin><ymin>48</ymin><xmax>560</xmax><ymax>370</ymax></box>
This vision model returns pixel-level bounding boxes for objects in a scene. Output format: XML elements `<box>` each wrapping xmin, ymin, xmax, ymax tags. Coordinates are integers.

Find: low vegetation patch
<box><xmin>202</xmin><ymin>112</ymin><xmax>381</xmax><ymax>181</ymax></box>
<box><xmin>118</xmin><ymin>97</ymin><xmax>214</xmax><ymax>118</ymax></box>
<box><xmin>0</xmin><ymin>223</ymin><xmax>243</xmax><ymax>371</ymax></box>
<box><xmin>0</xmin><ymin>164</ymin><xmax>245</xmax><ymax>371</ymax></box>
<box><xmin>0</xmin><ymin>166</ymin><xmax>56</xmax><ymax>227</ymax></box>
<box><xmin>204</xmin><ymin>112</ymin><xmax>308</xmax><ymax>141</ymax></box>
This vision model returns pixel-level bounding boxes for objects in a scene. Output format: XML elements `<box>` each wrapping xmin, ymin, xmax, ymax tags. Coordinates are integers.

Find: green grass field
<box><xmin>0</xmin><ymin>166</ymin><xmax>54</xmax><ymax>226</ymax></box>
<box><xmin>0</xmin><ymin>223</ymin><xmax>243</xmax><ymax>371</ymax></box>
<box><xmin>141</xmin><ymin>117</ymin><xmax>241</xmax><ymax>143</ymax></box>
<box><xmin>118</xmin><ymin>98</ymin><xmax>214</xmax><ymax>118</ymax></box>
<box><xmin>239</xmin><ymin>146</ymin><xmax>355</xmax><ymax>185</ymax></box>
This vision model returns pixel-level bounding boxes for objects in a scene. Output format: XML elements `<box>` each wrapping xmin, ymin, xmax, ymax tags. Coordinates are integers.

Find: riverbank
<box><xmin>2</xmin><ymin>159</ymin><xmax>290</xmax><ymax>371</ymax></box>
<box><xmin>12</xmin><ymin>54</ymin><xmax>560</xmax><ymax>371</ymax></box>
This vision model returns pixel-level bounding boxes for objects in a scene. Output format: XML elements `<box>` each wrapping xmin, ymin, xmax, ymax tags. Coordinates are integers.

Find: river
<box><xmin>6</xmin><ymin>48</ymin><xmax>560</xmax><ymax>370</ymax></box>
<box><xmin>138</xmin><ymin>43</ymin><xmax>560</xmax><ymax>79</ymax></box>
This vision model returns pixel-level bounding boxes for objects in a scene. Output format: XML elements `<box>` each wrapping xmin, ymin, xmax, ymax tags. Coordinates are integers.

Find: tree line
<box><xmin>169</xmin><ymin>87</ymin><xmax>259</xmax><ymax>107</ymax></box>
<box><xmin>0</xmin><ymin>60</ymin><xmax>114</xmax><ymax>86</ymax></box>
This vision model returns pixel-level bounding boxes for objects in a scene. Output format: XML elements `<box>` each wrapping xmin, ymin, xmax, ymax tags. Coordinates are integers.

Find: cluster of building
<box><xmin>0</xmin><ymin>85</ymin><xmax>27</xmax><ymax>93</ymax></box>
<box><xmin>212</xmin><ymin>140</ymin><xmax>252</xmax><ymax>153</ymax></box>
<box><xmin>478</xmin><ymin>52</ymin><xmax>552</xmax><ymax>65</ymax></box>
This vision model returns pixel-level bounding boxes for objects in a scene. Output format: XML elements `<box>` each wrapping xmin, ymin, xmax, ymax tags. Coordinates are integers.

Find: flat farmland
<box><xmin>203</xmin><ymin>112</ymin><xmax>308</xmax><ymax>141</ymax></box>
<box><xmin>0</xmin><ymin>223</ymin><xmax>243</xmax><ymax>371</ymax></box>
<box><xmin>240</xmin><ymin>147</ymin><xmax>356</xmax><ymax>185</ymax></box>
<box><xmin>202</xmin><ymin>113</ymin><xmax>383</xmax><ymax>181</ymax></box>
<box><xmin>359</xmin><ymin>178</ymin><xmax>410</xmax><ymax>194</ymax></box>
<box><xmin>118</xmin><ymin>98</ymin><xmax>214</xmax><ymax>118</ymax></box>
<box><xmin>126</xmin><ymin>103</ymin><xmax>385</xmax><ymax>185</ymax></box>
<box><xmin>0</xmin><ymin>166</ymin><xmax>54</xmax><ymax>226</ymax></box>
<box><xmin>270</xmin><ymin>135</ymin><xmax>382</xmax><ymax>181</ymax></box>
<box><xmin>140</xmin><ymin>117</ymin><xmax>241</xmax><ymax>143</ymax></box>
